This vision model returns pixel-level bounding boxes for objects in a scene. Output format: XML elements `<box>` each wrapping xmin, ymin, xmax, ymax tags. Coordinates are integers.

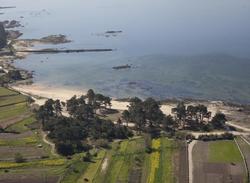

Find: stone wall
<box><xmin>0</xmin><ymin>23</ymin><xmax>7</xmax><ymax>49</ymax></box>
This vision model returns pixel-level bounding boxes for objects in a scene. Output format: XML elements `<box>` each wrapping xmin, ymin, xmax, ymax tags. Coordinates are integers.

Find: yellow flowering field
<box><xmin>0</xmin><ymin>158</ymin><xmax>65</xmax><ymax>169</ymax></box>
<box><xmin>148</xmin><ymin>138</ymin><xmax>161</xmax><ymax>183</ymax></box>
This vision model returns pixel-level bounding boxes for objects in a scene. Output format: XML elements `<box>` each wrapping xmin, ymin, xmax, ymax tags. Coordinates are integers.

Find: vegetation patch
<box><xmin>61</xmin><ymin>156</ymin><xmax>88</xmax><ymax>183</ymax></box>
<box><xmin>6</xmin><ymin>116</ymin><xmax>35</xmax><ymax>133</ymax></box>
<box><xmin>0</xmin><ymin>158</ymin><xmax>65</xmax><ymax>169</ymax></box>
<box><xmin>155</xmin><ymin>138</ymin><xmax>175</xmax><ymax>183</ymax></box>
<box><xmin>0</xmin><ymin>94</ymin><xmax>27</xmax><ymax>107</ymax></box>
<box><xmin>0</xmin><ymin>135</ymin><xmax>38</xmax><ymax>146</ymax></box>
<box><xmin>145</xmin><ymin>138</ymin><xmax>176</xmax><ymax>183</ymax></box>
<box><xmin>77</xmin><ymin>150</ymin><xmax>106</xmax><ymax>183</ymax></box>
<box><xmin>0</xmin><ymin>87</ymin><xmax>18</xmax><ymax>97</ymax></box>
<box><xmin>147</xmin><ymin>138</ymin><xmax>161</xmax><ymax>183</ymax></box>
<box><xmin>0</xmin><ymin>103</ymin><xmax>28</xmax><ymax>121</ymax></box>
<box><xmin>208</xmin><ymin>140</ymin><xmax>243</xmax><ymax>163</ymax></box>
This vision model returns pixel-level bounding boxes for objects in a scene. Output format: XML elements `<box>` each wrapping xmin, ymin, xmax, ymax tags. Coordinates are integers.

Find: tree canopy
<box><xmin>36</xmin><ymin>90</ymin><xmax>132</xmax><ymax>156</ymax></box>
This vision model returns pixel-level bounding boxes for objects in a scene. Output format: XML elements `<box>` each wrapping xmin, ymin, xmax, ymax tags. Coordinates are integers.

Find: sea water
<box><xmin>1</xmin><ymin>0</ymin><xmax>250</xmax><ymax>103</ymax></box>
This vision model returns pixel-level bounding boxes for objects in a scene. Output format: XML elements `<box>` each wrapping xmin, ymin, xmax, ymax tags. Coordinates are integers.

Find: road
<box><xmin>41</xmin><ymin>131</ymin><xmax>56</xmax><ymax>156</ymax></box>
<box><xmin>188</xmin><ymin>140</ymin><xmax>197</xmax><ymax>183</ymax></box>
<box><xmin>226</xmin><ymin>121</ymin><xmax>250</xmax><ymax>132</ymax></box>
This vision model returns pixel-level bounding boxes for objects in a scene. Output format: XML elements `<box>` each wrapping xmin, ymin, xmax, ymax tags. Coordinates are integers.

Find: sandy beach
<box><xmin>11</xmin><ymin>83</ymin><xmax>230</xmax><ymax>118</ymax></box>
<box><xmin>12</xmin><ymin>84</ymin><xmax>131</xmax><ymax>111</ymax></box>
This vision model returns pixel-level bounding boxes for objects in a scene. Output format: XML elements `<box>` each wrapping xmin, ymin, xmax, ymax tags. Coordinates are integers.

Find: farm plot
<box><xmin>193</xmin><ymin>140</ymin><xmax>245</xmax><ymax>183</ymax></box>
<box><xmin>0</xmin><ymin>87</ymin><xmax>65</xmax><ymax>183</ymax></box>
<box><xmin>0</xmin><ymin>94</ymin><xmax>27</xmax><ymax>107</ymax></box>
<box><xmin>142</xmin><ymin>138</ymin><xmax>178</xmax><ymax>183</ymax></box>
<box><xmin>91</xmin><ymin>137</ymin><xmax>146</xmax><ymax>183</ymax></box>
<box><xmin>93</xmin><ymin>138</ymin><xmax>146</xmax><ymax>183</ymax></box>
<box><xmin>0</xmin><ymin>87</ymin><xmax>18</xmax><ymax>97</ymax></box>
<box><xmin>174</xmin><ymin>141</ymin><xmax>188</xmax><ymax>183</ymax></box>
<box><xmin>77</xmin><ymin>137</ymin><xmax>184</xmax><ymax>183</ymax></box>
<box><xmin>77</xmin><ymin>150</ymin><xmax>106</xmax><ymax>183</ymax></box>
<box><xmin>0</xmin><ymin>167</ymin><xmax>61</xmax><ymax>183</ymax></box>
<box><xmin>235</xmin><ymin>136</ymin><xmax>250</xmax><ymax>182</ymax></box>
<box><xmin>5</xmin><ymin>116</ymin><xmax>36</xmax><ymax>133</ymax></box>
<box><xmin>60</xmin><ymin>153</ymin><xmax>89</xmax><ymax>183</ymax></box>
<box><xmin>0</xmin><ymin>103</ymin><xmax>30</xmax><ymax>123</ymax></box>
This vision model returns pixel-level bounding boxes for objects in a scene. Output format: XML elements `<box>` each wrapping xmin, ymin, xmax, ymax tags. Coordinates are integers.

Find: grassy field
<box><xmin>0</xmin><ymin>135</ymin><xmax>38</xmax><ymax>146</ymax></box>
<box><xmin>208</xmin><ymin>140</ymin><xmax>243</xmax><ymax>163</ymax></box>
<box><xmin>0</xmin><ymin>103</ymin><xmax>29</xmax><ymax>121</ymax></box>
<box><xmin>0</xmin><ymin>87</ymin><xmax>18</xmax><ymax>96</ymax></box>
<box><xmin>0</xmin><ymin>94</ymin><xmax>27</xmax><ymax>107</ymax></box>
<box><xmin>60</xmin><ymin>153</ymin><xmax>90</xmax><ymax>183</ymax></box>
<box><xmin>6</xmin><ymin>116</ymin><xmax>36</xmax><ymax>133</ymax></box>
<box><xmin>77</xmin><ymin>150</ymin><xmax>106</xmax><ymax>183</ymax></box>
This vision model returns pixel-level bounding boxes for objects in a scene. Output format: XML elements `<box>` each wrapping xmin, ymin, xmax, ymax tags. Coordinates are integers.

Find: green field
<box><xmin>208</xmin><ymin>140</ymin><xmax>243</xmax><ymax>163</ymax></box>
<box><xmin>6</xmin><ymin>116</ymin><xmax>36</xmax><ymax>133</ymax></box>
<box><xmin>77</xmin><ymin>150</ymin><xmax>106</xmax><ymax>183</ymax></box>
<box><xmin>0</xmin><ymin>87</ymin><xmax>18</xmax><ymax>96</ymax></box>
<box><xmin>0</xmin><ymin>94</ymin><xmax>27</xmax><ymax>107</ymax></box>
<box><xmin>142</xmin><ymin>138</ymin><xmax>176</xmax><ymax>183</ymax></box>
<box><xmin>73</xmin><ymin>137</ymin><xmax>178</xmax><ymax>183</ymax></box>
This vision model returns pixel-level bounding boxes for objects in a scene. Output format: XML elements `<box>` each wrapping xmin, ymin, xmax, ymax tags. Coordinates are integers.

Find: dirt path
<box><xmin>188</xmin><ymin>140</ymin><xmax>197</xmax><ymax>183</ymax></box>
<box><xmin>101</xmin><ymin>158</ymin><xmax>108</xmax><ymax>172</ymax></box>
<box><xmin>41</xmin><ymin>131</ymin><xmax>56</xmax><ymax>156</ymax></box>
<box><xmin>226</xmin><ymin>121</ymin><xmax>250</xmax><ymax>132</ymax></box>
<box><xmin>241</xmin><ymin>135</ymin><xmax>250</xmax><ymax>145</ymax></box>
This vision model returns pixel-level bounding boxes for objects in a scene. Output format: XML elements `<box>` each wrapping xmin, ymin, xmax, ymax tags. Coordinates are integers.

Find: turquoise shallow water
<box><xmin>1</xmin><ymin>0</ymin><xmax>250</xmax><ymax>103</ymax></box>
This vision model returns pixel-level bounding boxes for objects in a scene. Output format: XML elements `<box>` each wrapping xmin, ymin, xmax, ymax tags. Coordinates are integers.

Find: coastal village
<box><xmin>1</xmin><ymin>4</ymin><xmax>250</xmax><ymax>183</ymax></box>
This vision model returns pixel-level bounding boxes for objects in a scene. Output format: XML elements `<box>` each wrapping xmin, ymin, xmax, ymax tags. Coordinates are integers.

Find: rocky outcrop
<box><xmin>0</xmin><ymin>22</ymin><xmax>7</xmax><ymax>49</ymax></box>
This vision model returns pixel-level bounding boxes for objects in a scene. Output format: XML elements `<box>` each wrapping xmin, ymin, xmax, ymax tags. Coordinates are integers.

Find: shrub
<box><xmin>83</xmin><ymin>152</ymin><xmax>92</xmax><ymax>162</ymax></box>
<box><xmin>185</xmin><ymin>134</ymin><xmax>195</xmax><ymax>140</ymax></box>
<box><xmin>14</xmin><ymin>153</ymin><xmax>25</xmax><ymax>163</ymax></box>
<box><xmin>40</xmin><ymin>155</ymin><xmax>49</xmax><ymax>159</ymax></box>
<box><xmin>94</xmin><ymin>139</ymin><xmax>110</xmax><ymax>149</ymax></box>
<box><xmin>198</xmin><ymin>133</ymin><xmax>234</xmax><ymax>141</ymax></box>
<box><xmin>144</xmin><ymin>133</ymin><xmax>152</xmax><ymax>153</ymax></box>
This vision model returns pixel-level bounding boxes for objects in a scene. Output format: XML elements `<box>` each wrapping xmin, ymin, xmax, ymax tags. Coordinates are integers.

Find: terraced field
<box><xmin>0</xmin><ymin>87</ymin><xmax>67</xmax><ymax>183</ymax></box>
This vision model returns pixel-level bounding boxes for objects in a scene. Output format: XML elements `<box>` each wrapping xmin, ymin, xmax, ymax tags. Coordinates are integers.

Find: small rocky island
<box><xmin>112</xmin><ymin>64</ymin><xmax>131</xmax><ymax>70</ymax></box>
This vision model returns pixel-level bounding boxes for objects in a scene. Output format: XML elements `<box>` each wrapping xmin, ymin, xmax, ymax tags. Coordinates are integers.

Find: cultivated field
<box><xmin>71</xmin><ymin>137</ymin><xmax>186</xmax><ymax>183</ymax></box>
<box><xmin>193</xmin><ymin>140</ymin><xmax>245</xmax><ymax>183</ymax></box>
<box><xmin>235</xmin><ymin>136</ymin><xmax>250</xmax><ymax>182</ymax></box>
<box><xmin>0</xmin><ymin>87</ymin><xmax>67</xmax><ymax>183</ymax></box>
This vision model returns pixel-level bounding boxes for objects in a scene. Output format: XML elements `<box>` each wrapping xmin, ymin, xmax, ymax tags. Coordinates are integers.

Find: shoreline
<box><xmin>11</xmin><ymin>83</ymin><xmax>130</xmax><ymax>111</ymax></box>
<box><xmin>10</xmin><ymin>82</ymin><xmax>234</xmax><ymax>117</ymax></box>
